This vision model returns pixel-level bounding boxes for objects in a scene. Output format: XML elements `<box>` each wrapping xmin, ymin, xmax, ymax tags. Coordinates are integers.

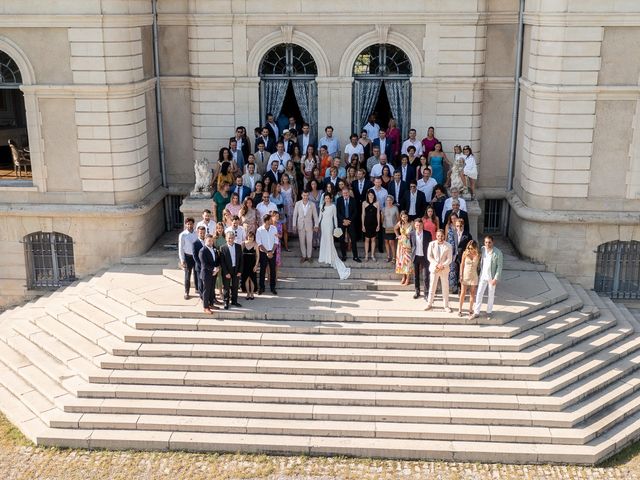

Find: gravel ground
<box><xmin>1</xmin><ymin>415</ymin><xmax>639</xmax><ymax>480</ymax></box>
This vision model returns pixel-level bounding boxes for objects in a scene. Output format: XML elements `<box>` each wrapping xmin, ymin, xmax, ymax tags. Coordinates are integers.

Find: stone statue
<box><xmin>191</xmin><ymin>157</ymin><xmax>212</xmax><ymax>196</ymax></box>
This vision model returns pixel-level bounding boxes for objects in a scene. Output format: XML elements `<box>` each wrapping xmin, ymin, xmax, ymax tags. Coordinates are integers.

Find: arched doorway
<box><xmin>259</xmin><ymin>44</ymin><xmax>318</xmax><ymax>139</ymax></box>
<box><xmin>0</xmin><ymin>50</ymin><xmax>29</xmax><ymax>180</ymax></box>
<box><xmin>352</xmin><ymin>44</ymin><xmax>412</xmax><ymax>139</ymax></box>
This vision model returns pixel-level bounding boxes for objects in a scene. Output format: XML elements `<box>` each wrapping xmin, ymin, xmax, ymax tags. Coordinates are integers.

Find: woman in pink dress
<box><xmin>421</xmin><ymin>205</ymin><xmax>439</xmax><ymax>241</ymax></box>
<box><xmin>421</xmin><ymin>126</ymin><xmax>439</xmax><ymax>154</ymax></box>
<box><xmin>224</xmin><ymin>192</ymin><xmax>242</xmax><ymax>223</ymax></box>
<box><xmin>387</xmin><ymin>118</ymin><xmax>401</xmax><ymax>160</ymax></box>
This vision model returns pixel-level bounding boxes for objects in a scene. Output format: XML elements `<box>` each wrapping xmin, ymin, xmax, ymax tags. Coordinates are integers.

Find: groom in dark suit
<box><xmin>219</xmin><ymin>231</ymin><xmax>244</xmax><ymax>309</ymax></box>
<box><xmin>410</xmin><ymin>219</ymin><xmax>433</xmax><ymax>299</ymax></box>
<box><xmin>199</xmin><ymin>234</ymin><xmax>220</xmax><ymax>313</ymax></box>
<box><xmin>336</xmin><ymin>187</ymin><xmax>362</xmax><ymax>263</ymax></box>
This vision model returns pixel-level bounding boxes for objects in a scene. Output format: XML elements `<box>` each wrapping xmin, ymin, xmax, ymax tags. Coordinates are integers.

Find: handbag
<box><xmin>333</xmin><ymin>227</ymin><xmax>343</xmax><ymax>238</ymax></box>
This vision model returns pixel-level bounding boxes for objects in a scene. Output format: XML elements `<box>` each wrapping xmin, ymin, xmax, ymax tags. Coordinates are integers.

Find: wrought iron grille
<box><xmin>483</xmin><ymin>199</ymin><xmax>503</xmax><ymax>234</ymax></box>
<box><xmin>166</xmin><ymin>194</ymin><xmax>184</xmax><ymax>230</ymax></box>
<box><xmin>0</xmin><ymin>51</ymin><xmax>22</xmax><ymax>85</ymax></box>
<box><xmin>353</xmin><ymin>44</ymin><xmax>412</xmax><ymax>77</ymax></box>
<box><xmin>24</xmin><ymin>232</ymin><xmax>75</xmax><ymax>289</ymax></box>
<box><xmin>595</xmin><ymin>240</ymin><xmax>640</xmax><ymax>299</ymax></box>
<box><xmin>260</xmin><ymin>44</ymin><xmax>317</xmax><ymax>77</ymax></box>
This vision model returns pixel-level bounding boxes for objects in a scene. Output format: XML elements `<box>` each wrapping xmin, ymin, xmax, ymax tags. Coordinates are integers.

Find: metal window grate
<box><xmin>483</xmin><ymin>199</ymin><xmax>503</xmax><ymax>234</ymax></box>
<box><xmin>595</xmin><ymin>240</ymin><xmax>640</xmax><ymax>299</ymax></box>
<box><xmin>24</xmin><ymin>232</ymin><xmax>75</xmax><ymax>289</ymax></box>
<box><xmin>166</xmin><ymin>194</ymin><xmax>184</xmax><ymax>230</ymax></box>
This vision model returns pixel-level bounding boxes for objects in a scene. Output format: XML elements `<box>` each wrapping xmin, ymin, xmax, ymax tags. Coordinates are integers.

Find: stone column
<box><xmin>316</xmin><ymin>78</ymin><xmax>352</xmax><ymax>143</ymax></box>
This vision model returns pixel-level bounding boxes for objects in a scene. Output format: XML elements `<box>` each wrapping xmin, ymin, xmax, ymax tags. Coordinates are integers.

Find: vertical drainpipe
<box><xmin>504</xmin><ymin>0</ymin><xmax>526</xmax><ymax>235</ymax></box>
<box><xmin>151</xmin><ymin>0</ymin><xmax>169</xmax><ymax>230</ymax></box>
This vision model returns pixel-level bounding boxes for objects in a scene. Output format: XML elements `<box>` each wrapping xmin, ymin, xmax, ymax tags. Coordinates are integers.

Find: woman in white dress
<box><xmin>318</xmin><ymin>193</ymin><xmax>351</xmax><ymax>280</ymax></box>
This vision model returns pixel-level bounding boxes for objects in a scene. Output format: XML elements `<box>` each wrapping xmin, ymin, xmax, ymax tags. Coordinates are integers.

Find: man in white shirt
<box><xmin>417</xmin><ymin>168</ymin><xmax>437</xmax><ymax>203</ymax></box>
<box><xmin>225</xmin><ymin>216</ymin><xmax>246</xmax><ymax>244</ymax></box>
<box><xmin>363</xmin><ymin>113</ymin><xmax>380</xmax><ymax>141</ymax></box>
<box><xmin>242</xmin><ymin>163</ymin><xmax>261</xmax><ymax>191</ymax></box>
<box><xmin>343</xmin><ymin>133</ymin><xmax>365</xmax><ymax>165</ymax></box>
<box><xmin>373</xmin><ymin>129</ymin><xmax>391</xmax><ymax>160</ymax></box>
<box><xmin>470</xmin><ymin>236</ymin><xmax>503</xmax><ymax>321</ymax></box>
<box><xmin>370</xmin><ymin>154</ymin><xmax>395</xmax><ymax>179</ymax></box>
<box><xmin>319</xmin><ymin>125</ymin><xmax>340</xmax><ymax>158</ymax></box>
<box><xmin>178</xmin><ymin>217</ymin><xmax>198</xmax><ymax>300</ymax></box>
<box><xmin>401</xmin><ymin>128</ymin><xmax>424</xmax><ymax>156</ymax></box>
<box><xmin>256</xmin><ymin>213</ymin><xmax>279</xmax><ymax>295</ymax></box>
<box><xmin>266</xmin><ymin>113</ymin><xmax>279</xmax><ymax>141</ymax></box>
<box><xmin>269</xmin><ymin>141</ymin><xmax>290</xmax><ymax>172</ymax></box>
<box><xmin>256</xmin><ymin>192</ymin><xmax>278</xmax><ymax>219</ymax></box>
<box><xmin>442</xmin><ymin>187</ymin><xmax>468</xmax><ymax>222</ymax></box>
<box><xmin>196</xmin><ymin>209</ymin><xmax>215</xmax><ymax>235</ymax></box>
<box><xmin>425</xmin><ymin>229</ymin><xmax>453</xmax><ymax>313</ymax></box>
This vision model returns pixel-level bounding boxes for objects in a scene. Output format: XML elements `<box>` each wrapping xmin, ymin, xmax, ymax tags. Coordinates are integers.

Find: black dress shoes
<box><xmin>353</xmin><ymin>257</ymin><xmax>362</xmax><ymax>263</ymax></box>
<box><xmin>231</xmin><ymin>302</ymin><xmax>242</xmax><ymax>307</ymax></box>
<box><xmin>413</xmin><ymin>291</ymin><xmax>420</xmax><ymax>299</ymax></box>
<box><xmin>223</xmin><ymin>304</ymin><xmax>229</xmax><ymax>310</ymax></box>
<box><xmin>271</xmin><ymin>289</ymin><xmax>278</xmax><ymax>295</ymax></box>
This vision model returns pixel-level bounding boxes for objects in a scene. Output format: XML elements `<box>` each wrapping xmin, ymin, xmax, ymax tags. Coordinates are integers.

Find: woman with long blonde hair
<box><xmin>459</xmin><ymin>239</ymin><xmax>480</xmax><ymax>316</ymax></box>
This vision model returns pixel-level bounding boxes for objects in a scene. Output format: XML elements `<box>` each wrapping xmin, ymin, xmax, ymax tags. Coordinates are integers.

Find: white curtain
<box><xmin>292</xmin><ymin>80</ymin><xmax>311</xmax><ymax>124</ymax></box>
<box><xmin>385</xmin><ymin>79</ymin><xmax>411</xmax><ymax>139</ymax></box>
<box><xmin>262</xmin><ymin>79</ymin><xmax>289</xmax><ymax>122</ymax></box>
<box><xmin>354</xmin><ymin>79</ymin><xmax>382</xmax><ymax>134</ymax></box>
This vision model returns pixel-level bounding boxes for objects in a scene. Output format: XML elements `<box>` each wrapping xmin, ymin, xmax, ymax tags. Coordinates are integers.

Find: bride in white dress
<box><xmin>318</xmin><ymin>193</ymin><xmax>351</xmax><ymax>280</ymax></box>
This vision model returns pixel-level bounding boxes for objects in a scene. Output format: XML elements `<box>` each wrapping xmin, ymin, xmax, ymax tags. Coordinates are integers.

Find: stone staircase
<box><xmin>1</xmin><ymin>239</ymin><xmax>640</xmax><ymax>464</ymax></box>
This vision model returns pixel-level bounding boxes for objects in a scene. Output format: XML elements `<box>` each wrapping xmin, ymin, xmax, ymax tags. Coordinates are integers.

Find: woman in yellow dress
<box><xmin>394</xmin><ymin>210</ymin><xmax>414</xmax><ymax>286</ymax></box>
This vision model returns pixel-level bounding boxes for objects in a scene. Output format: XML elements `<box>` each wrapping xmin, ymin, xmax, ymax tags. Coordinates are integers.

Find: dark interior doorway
<box><xmin>278</xmin><ymin>81</ymin><xmax>303</xmax><ymax>132</ymax></box>
<box><xmin>372</xmin><ymin>82</ymin><xmax>393</xmax><ymax>133</ymax></box>
<box><xmin>0</xmin><ymin>88</ymin><xmax>28</xmax><ymax>171</ymax></box>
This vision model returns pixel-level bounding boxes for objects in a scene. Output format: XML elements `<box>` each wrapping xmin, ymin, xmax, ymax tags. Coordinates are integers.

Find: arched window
<box><xmin>259</xmin><ymin>44</ymin><xmax>318</xmax><ymax>142</ymax></box>
<box><xmin>352</xmin><ymin>44</ymin><xmax>412</xmax><ymax>141</ymax></box>
<box><xmin>353</xmin><ymin>44</ymin><xmax>412</xmax><ymax>78</ymax></box>
<box><xmin>0</xmin><ymin>49</ymin><xmax>30</xmax><ymax>182</ymax></box>
<box><xmin>260</xmin><ymin>44</ymin><xmax>318</xmax><ymax>77</ymax></box>
<box><xmin>24</xmin><ymin>232</ymin><xmax>75</xmax><ymax>289</ymax></box>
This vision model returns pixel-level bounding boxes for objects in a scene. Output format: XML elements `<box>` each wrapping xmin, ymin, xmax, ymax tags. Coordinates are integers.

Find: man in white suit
<box><xmin>292</xmin><ymin>191</ymin><xmax>319</xmax><ymax>263</ymax></box>
<box><xmin>425</xmin><ymin>229</ymin><xmax>453</xmax><ymax>313</ymax></box>
<box><xmin>242</xmin><ymin>163</ymin><xmax>261</xmax><ymax>191</ymax></box>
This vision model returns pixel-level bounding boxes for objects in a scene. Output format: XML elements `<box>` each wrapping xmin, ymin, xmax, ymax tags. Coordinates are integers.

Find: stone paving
<box><xmin>0</xmin><ymin>413</ymin><xmax>639</xmax><ymax>480</ymax></box>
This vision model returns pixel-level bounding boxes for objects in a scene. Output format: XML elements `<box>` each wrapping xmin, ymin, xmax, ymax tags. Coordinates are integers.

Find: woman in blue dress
<box><xmin>428</xmin><ymin>142</ymin><xmax>449</xmax><ymax>186</ymax></box>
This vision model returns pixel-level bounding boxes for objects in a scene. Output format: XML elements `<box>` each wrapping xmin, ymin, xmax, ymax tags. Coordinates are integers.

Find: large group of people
<box><xmin>179</xmin><ymin>113</ymin><xmax>501</xmax><ymax>318</ymax></box>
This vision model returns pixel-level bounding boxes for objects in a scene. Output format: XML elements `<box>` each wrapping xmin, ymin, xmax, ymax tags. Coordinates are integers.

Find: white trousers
<box><xmin>427</xmin><ymin>269</ymin><xmax>449</xmax><ymax>308</ymax></box>
<box><xmin>474</xmin><ymin>278</ymin><xmax>496</xmax><ymax>314</ymax></box>
<box><xmin>298</xmin><ymin>228</ymin><xmax>313</xmax><ymax>258</ymax></box>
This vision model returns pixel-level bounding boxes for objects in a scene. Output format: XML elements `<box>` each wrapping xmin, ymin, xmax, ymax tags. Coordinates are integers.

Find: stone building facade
<box><xmin>0</xmin><ymin>0</ymin><xmax>638</xmax><ymax>305</ymax></box>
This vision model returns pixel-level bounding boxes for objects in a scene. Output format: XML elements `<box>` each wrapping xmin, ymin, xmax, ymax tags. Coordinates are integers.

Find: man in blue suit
<box><xmin>230</xmin><ymin>176</ymin><xmax>251</xmax><ymax>203</ymax></box>
<box><xmin>372</xmin><ymin>129</ymin><xmax>393</xmax><ymax>164</ymax></box>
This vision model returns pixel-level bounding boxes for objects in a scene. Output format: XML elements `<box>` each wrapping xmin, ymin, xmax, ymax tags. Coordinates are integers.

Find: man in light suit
<box><xmin>292</xmin><ymin>191</ymin><xmax>319</xmax><ymax>263</ymax></box>
<box><xmin>425</xmin><ymin>229</ymin><xmax>453</xmax><ymax>313</ymax></box>
<box><xmin>409</xmin><ymin>219</ymin><xmax>432</xmax><ymax>299</ymax></box>
<box><xmin>219</xmin><ymin>231</ymin><xmax>244</xmax><ymax>309</ymax></box>
<box><xmin>254</xmin><ymin>142</ymin><xmax>271</xmax><ymax>175</ymax></box>
<box><xmin>336</xmin><ymin>187</ymin><xmax>361</xmax><ymax>263</ymax></box>
<box><xmin>470</xmin><ymin>235</ymin><xmax>503</xmax><ymax>321</ymax></box>
<box><xmin>199</xmin><ymin>234</ymin><xmax>220</xmax><ymax>314</ymax></box>
<box><xmin>242</xmin><ymin>163</ymin><xmax>262</xmax><ymax>191</ymax></box>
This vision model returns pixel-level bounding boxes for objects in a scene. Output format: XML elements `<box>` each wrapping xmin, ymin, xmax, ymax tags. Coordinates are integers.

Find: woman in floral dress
<box><xmin>394</xmin><ymin>210</ymin><xmax>414</xmax><ymax>286</ymax></box>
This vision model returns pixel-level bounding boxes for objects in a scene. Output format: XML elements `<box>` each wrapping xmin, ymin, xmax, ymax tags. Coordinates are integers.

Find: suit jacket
<box><xmin>398</xmin><ymin>164</ymin><xmax>416</xmax><ymax>184</ymax></box>
<box><xmin>351</xmin><ymin>178</ymin><xmax>373</xmax><ymax>206</ymax></box>
<box><xmin>230</xmin><ymin>184</ymin><xmax>251</xmax><ymax>202</ymax></box>
<box><xmin>427</xmin><ymin>240</ymin><xmax>452</xmax><ymax>273</ymax></box>
<box><xmin>219</xmin><ymin>242</ymin><xmax>243</xmax><ymax>277</ymax></box>
<box><xmin>282</xmin><ymin>139</ymin><xmax>297</xmax><ymax>156</ymax></box>
<box><xmin>193</xmin><ymin>238</ymin><xmax>205</xmax><ymax>271</ymax></box>
<box><xmin>443</xmin><ymin>209</ymin><xmax>470</xmax><ymax>232</ymax></box>
<box><xmin>400</xmin><ymin>190</ymin><xmax>427</xmax><ymax>218</ymax></box>
<box><xmin>255</xmin><ymin>136</ymin><xmax>275</xmax><ymax>153</ymax></box>
<box><xmin>264</xmin><ymin>169</ymin><xmax>282</xmax><ymax>186</ymax></box>
<box><xmin>265</xmin><ymin>123</ymin><xmax>278</xmax><ymax>142</ymax></box>
<box><xmin>336</xmin><ymin>195</ymin><xmax>357</xmax><ymax>228</ymax></box>
<box><xmin>452</xmin><ymin>230</ymin><xmax>472</xmax><ymax>263</ymax></box>
<box><xmin>231</xmin><ymin>136</ymin><xmax>251</xmax><ymax>161</ymax></box>
<box><xmin>253</xmin><ymin>150</ymin><xmax>271</xmax><ymax>175</ymax></box>
<box><xmin>387</xmin><ymin>180</ymin><xmax>408</xmax><ymax>205</ymax></box>
<box><xmin>372</xmin><ymin>138</ymin><xmax>393</xmax><ymax>158</ymax></box>
<box><xmin>292</xmin><ymin>200</ymin><xmax>318</xmax><ymax>231</ymax></box>
<box><xmin>323</xmin><ymin>176</ymin><xmax>341</xmax><ymax>191</ymax></box>
<box><xmin>242</xmin><ymin>172</ymin><xmax>261</xmax><ymax>189</ymax></box>
<box><xmin>409</xmin><ymin>229</ymin><xmax>433</xmax><ymax>260</ymax></box>
<box><xmin>198</xmin><ymin>245</ymin><xmax>220</xmax><ymax>281</ymax></box>
<box><xmin>479</xmin><ymin>246</ymin><xmax>504</xmax><ymax>281</ymax></box>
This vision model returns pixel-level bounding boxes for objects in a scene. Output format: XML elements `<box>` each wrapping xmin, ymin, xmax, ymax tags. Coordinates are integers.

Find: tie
<box><xmin>345</xmin><ymin>199</ymin><xmax>349</xmax><ymax>211</ymax></box>
<box><xmin>359</xmin><ymin>181</ymin><xmax>363</xmax><ymax>193</ymax></box>
<box><xmin>260</xmin><ymin>152</ymin><xmax>264</xmax><ymax>162</ymax></box>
